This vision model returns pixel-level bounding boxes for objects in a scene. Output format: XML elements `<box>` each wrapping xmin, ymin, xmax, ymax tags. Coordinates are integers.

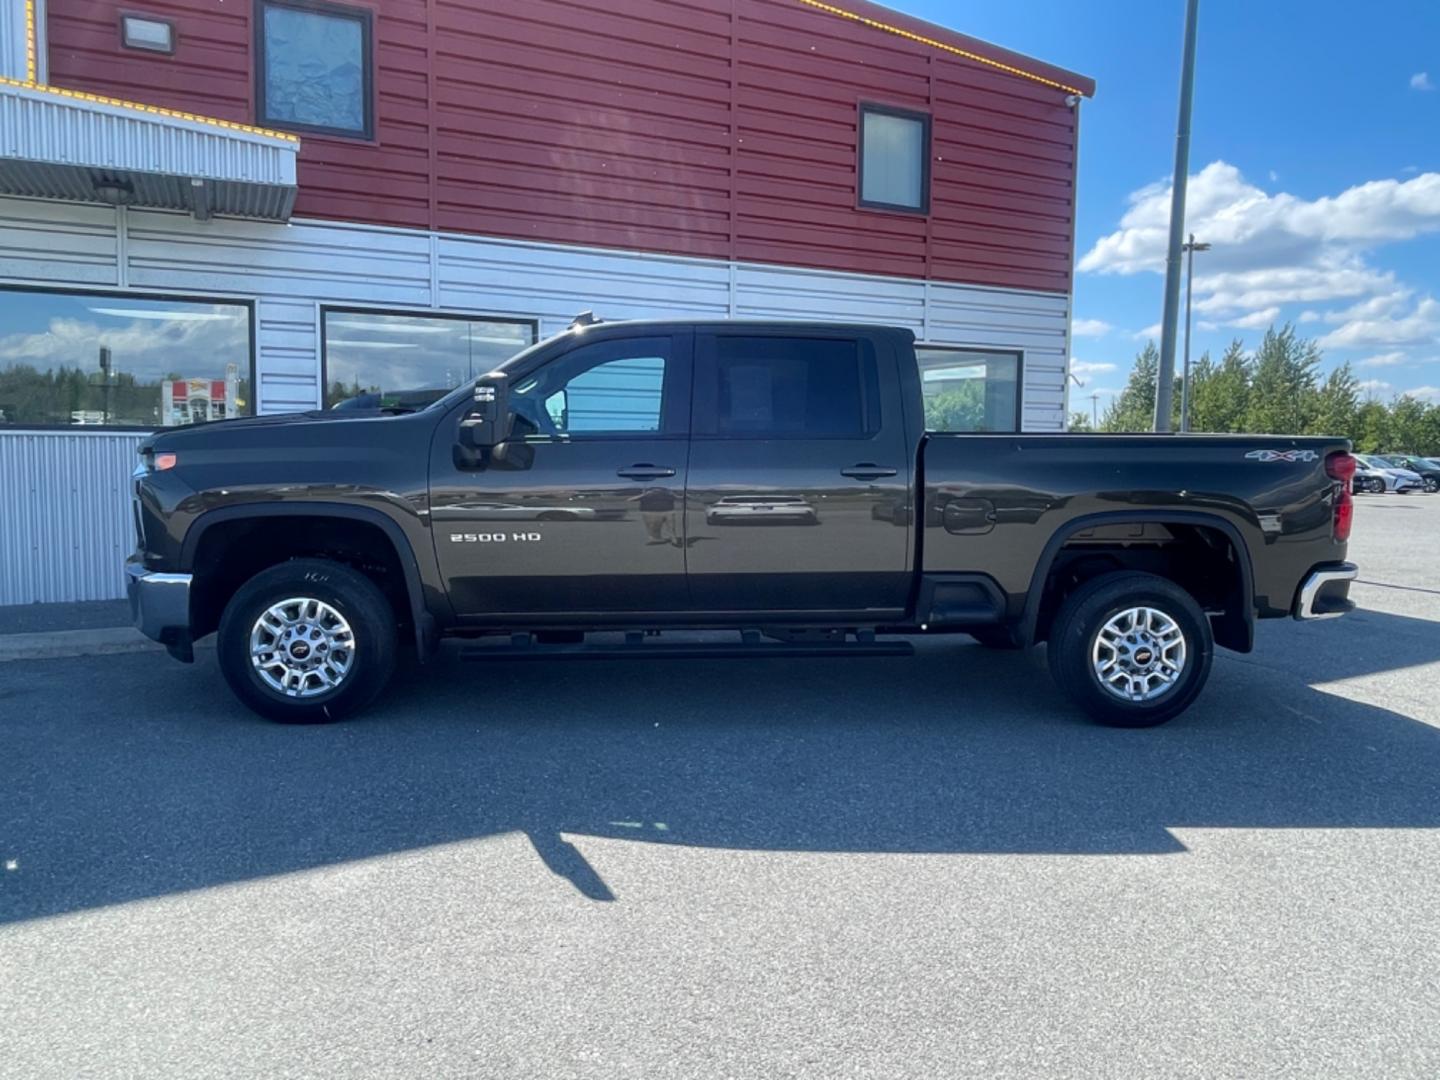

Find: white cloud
<box><xmin>1357</xmin><ymin>379</ymin><xmax>1393</xmax><ymax>396</ymax></box>
<box><xmin>1401</xmin><ymin>385</ymin><xmax>1440</xmax><ymax>402</ymax></box>
<box><xmin>1411</xmin><ymin>72</ymin><xmax>1435</xmax><ymax>91</ymax></box>
<box><xmin>1268</xmin><ymin>170</ymin><xmax>1280</xmax><ymax>183</ymax></box>
<box><xmin>1070</xmin><ymin>361</ymin><xmax>1117</xmax><ymax>377</ymax></box>
<box><xmin>1317</xmin><ymin>296</ymin><xmax>1440</xmax><ymax>349</ymax></box>
<box><xmin>1357</xmin><ymin>351</ymin><xmax>1409</xmax><ymax>368</ymax></box>
<box><xmin>1230</xmin><ymin>306</ymin><xmax>1281</xmax><ymax>330</ymax></box>
<box><xmin>0</xmin><ymin>312</ymin><xmax>248</xmax><ymax>381</ymax></box>
<box><xmin>1079</xmin><ymin>162</ymin><xmax>1440</xmax><ymax>329</ymax></box>
<box><xmin>1133</xmin><ymin>323</ymin><xmax>1162</xmax><ymax>341</ymax></box>
<box><xmin>1298</xmin><ymin>310</ymin><xmax>1321</xmax><ymax>323</ymax></box>
<box><xmin>1071</xmin><ymin>318</ymin><xmax>1112</xmax><ymax>337</ymax></box>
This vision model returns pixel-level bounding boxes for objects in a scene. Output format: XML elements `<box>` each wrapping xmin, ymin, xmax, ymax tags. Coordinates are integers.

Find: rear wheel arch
<box><xmin>1019</xmin><ymin>511</ymin><xmax>1255</xmax><ymax>653</ymax></box>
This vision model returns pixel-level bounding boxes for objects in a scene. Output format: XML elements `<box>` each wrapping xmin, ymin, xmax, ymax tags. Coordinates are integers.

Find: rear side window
<box><xmin>696</xmin><ymin>335</ymin><xmax>880</xmax><ymax>438</ymax></box>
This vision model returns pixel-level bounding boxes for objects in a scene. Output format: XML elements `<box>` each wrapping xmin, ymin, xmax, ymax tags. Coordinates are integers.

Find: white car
<box><xmin>1354</xmin><ymin>454</ymin><xmax>1425</xmax><ymax>493</ymax></box>
<box><xmin>1351</xmin><ymin>460</ymin><xmax>1388</xmax><ymax>494</ymax></box>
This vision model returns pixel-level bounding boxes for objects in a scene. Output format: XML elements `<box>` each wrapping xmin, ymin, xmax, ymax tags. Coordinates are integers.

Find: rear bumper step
<box><xmin>1293</xmin><ymin>562</ymin><xmax>1359</xmax><ymax>620</ymax></box>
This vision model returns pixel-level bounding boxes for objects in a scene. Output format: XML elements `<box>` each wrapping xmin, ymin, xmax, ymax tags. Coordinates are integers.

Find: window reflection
<box><xmin>323</xmin><ymin>310</ymin><xmax>536</xmax><ymax>409</ymax></box>
<box><xmin>0</xmin><ymin>290</ymin><xmax>251</xmax><ymax>428</ymax></box>
<box><xmin>918</xmin><ymin>347</ymin><xmax>1021</xmax><ymax>433</ymax></box>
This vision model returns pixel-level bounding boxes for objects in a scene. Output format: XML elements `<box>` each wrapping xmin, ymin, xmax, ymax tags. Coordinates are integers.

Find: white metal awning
<box><xmin>0</xmin><ymin>80</ymin><xmax>299</xmax><ymax>221</ymax></box>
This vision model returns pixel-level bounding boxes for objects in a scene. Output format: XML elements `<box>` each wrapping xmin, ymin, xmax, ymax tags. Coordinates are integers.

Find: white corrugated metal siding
<box><xmin>1</xmin><ymin>194</ymin><xmax>1074</xmax><ymax>602</ymax></box>
<box><xmin>0</xmin><ymin>429</ymin><xmax>144</xmax><ymax>604</ymax></box>
<box><xmin>0</xmin><ymin>0</ymin><xmax>28</xmax><ymax>81</ymax></box>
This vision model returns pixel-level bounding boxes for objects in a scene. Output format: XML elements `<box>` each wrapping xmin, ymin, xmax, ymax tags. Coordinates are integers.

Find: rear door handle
<box><xmin>840</xmin><ymin>463</ymin><xmax>898</xmax><ymax>480</ymax></box>
<box><xmin>617</xmin><ymin>464</ymin><xmax>676</xmax><ymax>480</ymax></box>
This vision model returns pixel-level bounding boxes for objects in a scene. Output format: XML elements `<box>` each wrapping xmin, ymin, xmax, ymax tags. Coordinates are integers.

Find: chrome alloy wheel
<box><xmin>249</xmin><ymin>597</ymin><xmax>356</xmax><ymax>698</ymax></box>
<box><xmin>1091</xmin><ymin>606</ymin><xmax>1187</xmax><ymax>703</ymax></box>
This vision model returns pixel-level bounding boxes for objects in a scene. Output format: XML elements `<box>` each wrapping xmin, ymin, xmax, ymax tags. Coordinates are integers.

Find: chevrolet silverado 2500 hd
<box><xmin>127</xmin><ymin>319</ymin><xmax>1359</xmax><ymax>726</ymax></box>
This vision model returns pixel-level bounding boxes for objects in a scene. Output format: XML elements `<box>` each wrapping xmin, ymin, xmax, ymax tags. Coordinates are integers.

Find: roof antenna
<box><xmin>569</xmin><ymin>310</ymin><xmax>601</xmax><ymax>330</ymax></box>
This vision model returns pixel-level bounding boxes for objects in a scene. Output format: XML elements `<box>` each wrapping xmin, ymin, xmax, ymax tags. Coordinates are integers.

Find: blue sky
<box><xmin>895</xmin><ymin>0</ymin><xmax>1440</xmax><ymax>415</ymax></box>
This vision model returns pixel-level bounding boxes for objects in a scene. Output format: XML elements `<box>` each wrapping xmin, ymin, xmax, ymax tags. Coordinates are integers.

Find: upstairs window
<box><xmin>257</xmin><ymin>0</ymin><xmax>373</xmax><ymax>138</ymax></box>
<box><xmin>859</xmin><ymin>105</ymin><xmax>930</xmax><ymax>213</ymax></box>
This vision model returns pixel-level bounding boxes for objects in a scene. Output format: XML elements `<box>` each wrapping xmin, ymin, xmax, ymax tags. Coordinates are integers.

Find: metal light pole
<box><xmin>1153</xmin><ymin>0</ymin><xmax>1201</xmax><ymax>433</ymax></box>
<box><xmin>1179</xmin><ymin>233</ymin><xmax>1210</xmax><ymax>432</ymax></box>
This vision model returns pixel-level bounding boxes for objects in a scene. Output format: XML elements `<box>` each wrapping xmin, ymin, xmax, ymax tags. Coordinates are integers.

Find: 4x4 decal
<box><xmin>1245</xmin><ymin>449</ymin><xmax>1319</xmax><ymax>463</ymax></box>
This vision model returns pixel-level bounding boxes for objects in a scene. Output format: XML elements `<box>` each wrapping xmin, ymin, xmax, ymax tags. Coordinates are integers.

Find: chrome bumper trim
<box><xmin>1294</xmin><ymin>562</ymin><xmax>1358</xmax><ymax>621</ymax></box>
<box><xmin>125</xmin><ymin>560</ymin><xmax>193</xmax><ymax>642</ymax></box>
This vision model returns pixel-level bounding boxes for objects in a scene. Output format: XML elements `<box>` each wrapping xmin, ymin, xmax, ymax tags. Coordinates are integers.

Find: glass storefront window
<box><xmin>0</xmin><ymin>289</ymin><xmax>251</xmax><ymax>428</ymax></box>
<box><xmin>917</xmin><ymin>347</ymin><xmax>1021</xmax><ymax>433</ymax></box>
<box><xmin>323</xmin><ymin>310</ymin><xmax>537</xmax><ymax>409</ymax></box>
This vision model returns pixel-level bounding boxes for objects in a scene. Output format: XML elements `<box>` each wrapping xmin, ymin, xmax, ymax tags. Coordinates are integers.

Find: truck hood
<box><xmin>142</xmin><ymin>409</ymin><xmax>405</xmax><ymax>452</ymax></box>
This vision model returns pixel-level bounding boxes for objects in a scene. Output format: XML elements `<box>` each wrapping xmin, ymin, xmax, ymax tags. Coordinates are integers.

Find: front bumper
<box><xmin>1293</xmin><ymin>562</ymin><xmax>1359</xmax><ymax>620</ymax></box>
<box><xmin>125</xmin><ymin>557</ymin><xmax>194</xmax><ymax>659</ymax></box>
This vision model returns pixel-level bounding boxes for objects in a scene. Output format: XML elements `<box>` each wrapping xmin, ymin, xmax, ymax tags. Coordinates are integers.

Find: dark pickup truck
<box><xmin>127</xmin><ymin>318</ymin><xmax>1359</xmax><ymax>727</ymax></box>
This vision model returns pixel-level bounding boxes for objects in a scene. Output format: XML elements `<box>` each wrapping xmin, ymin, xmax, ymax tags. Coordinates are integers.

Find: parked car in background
<box><xmin>1378</xmin><ymin>456</ymin><xmax>1440</xmax><ymax>493</ymax></box>
<box><xmin>1352</xmin><ymin>460</ymin><xmax>1388</xmax><ymax>494</ymax></box>
<box><xmin>1354</xmin><ymin>454</ymin><xmax>1425</xmax><ymax>493</ymax></box>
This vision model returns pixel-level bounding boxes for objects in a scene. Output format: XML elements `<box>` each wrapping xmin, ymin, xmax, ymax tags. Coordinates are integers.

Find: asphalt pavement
<box><xmin>2</xmin><ymin>491</ymin><xmax>1438</xmax><ymax>1079</ymax></box>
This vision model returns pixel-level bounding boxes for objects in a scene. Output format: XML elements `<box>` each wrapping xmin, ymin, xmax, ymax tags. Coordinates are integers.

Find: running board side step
<box><xmin>459</xmin><ymin>630</ymin><xmax>913</xmax><ymax>662</ymax></box>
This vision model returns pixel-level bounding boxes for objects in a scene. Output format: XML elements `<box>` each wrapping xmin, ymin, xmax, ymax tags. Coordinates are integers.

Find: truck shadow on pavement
<box><xmin>3</xmin><ymin>606</ymin><xmax>1440</xmax><ymax>919</ymax></box>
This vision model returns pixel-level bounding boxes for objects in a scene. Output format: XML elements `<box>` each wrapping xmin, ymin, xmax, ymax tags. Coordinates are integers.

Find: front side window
<box><xmin>510</xmin><ymin>337</ymin><xmax>678</xmax><ymax>438</ymax></box>
<box><xmin>918</xmin><ymin>348</ymin><xmax>1021</xmax><ymax>433</ymax></box>
<box><xmin>860</xmin><ymin>105</ymin><xmax>930</xmax><ymax>212</ymax></box>
<box><xmin>0</xmin><ymin>290</ymin><xmax>251</xmax><ymax>428</ymax></box>
<box><xmin>697</xmin><ymin>335</ymin><xmax>879</xmax><ymax>439</ymax></box>
<box><xmin>324</xmin><ymin>310</ymin><xmax>536</xmax><ymax>409</ymax></box>
<box><xmin>258</xmin><ymin>0</ymin><xmax>373</xmax><ymax>137</ymax></box>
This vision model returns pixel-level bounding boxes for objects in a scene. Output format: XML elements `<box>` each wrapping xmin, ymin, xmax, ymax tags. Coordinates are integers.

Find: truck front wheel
<box><xmin>217</xmin><ymin>558</ymin><xmax>398</xmax><ymax>724</ymax></box>
<box><xmin>1046</xmin><ymin>571</ymin><xmax>1213</xmax><ymax>728</ymax></box>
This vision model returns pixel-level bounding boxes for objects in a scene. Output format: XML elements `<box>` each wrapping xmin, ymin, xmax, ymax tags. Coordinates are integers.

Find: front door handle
<box><xmin>617</xmin><ymin>464</ymin><xmax>676</xmax><ymax>480</ymax></box>
<box><xmin>840</xmin><ymin>463</ymin><xmax>898</xmax><ymax>480</ymax></box>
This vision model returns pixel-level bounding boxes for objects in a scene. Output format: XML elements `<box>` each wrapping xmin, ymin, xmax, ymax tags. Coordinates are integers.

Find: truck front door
<box><xmin>683</xmin><ymin>329</ymin><xmax>912</xmax><ymax>614</ymax></box>
<box><xmin>430</xmin><ymin>332</ymin><xmax>691</xmax><ymax>618</ymax></box>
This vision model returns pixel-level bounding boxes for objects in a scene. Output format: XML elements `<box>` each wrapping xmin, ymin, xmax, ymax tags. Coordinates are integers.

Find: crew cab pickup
<box><xmin>127</xmin><ymin>319</ymin><xmax>1359</xmax><ymax>727</ymax></box>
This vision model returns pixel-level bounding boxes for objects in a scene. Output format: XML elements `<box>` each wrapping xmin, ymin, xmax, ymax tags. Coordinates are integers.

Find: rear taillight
<box><xmin>1326</xmin><ymin>451</ymin><xmax>1355</xmax><ymax>542</ymax></box>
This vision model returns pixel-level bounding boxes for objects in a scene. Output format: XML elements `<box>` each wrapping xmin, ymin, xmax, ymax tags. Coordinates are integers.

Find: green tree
<box><xmin>1307</xmin><ymin>363</ymin><xmax>1359</xmax><ymax>438</ymax></box>
<box><xmin>924</xmin><ymin>383</ymin><xmax>987</xmax><ymax>431</ymax></box>
<box><xmin>1100</xmin><ymin>341</ymin><xmax>1159</xmax><ymax>432</ymax></box>
<box><xmin>1388</xmin><ymin>395</ymin><xmax>1430</xmax><ymax>452</ymax></box>
<box><xmin>1353</xmin><ymin>401</ymin><xmax>1390</xmax><ymax>453</ymax></box>
<box><xmin>1245</xmin><ymin>325</ymin><xmax>1320</xmax><ymax>434</ymax></box>
<box><xmin>1067</xmin><ymin>411</ymin><xmax>1094</xmax><ymax>432</ymax></box>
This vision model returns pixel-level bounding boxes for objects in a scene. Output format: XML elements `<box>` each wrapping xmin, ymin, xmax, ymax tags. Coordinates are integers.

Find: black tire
<box><xmin>1425</xmin><ymin>478</ymin><xmax>1439</xmax><ymax>494</ymax></box>
<box><xmin>970</xmin><ymin>626</ymin><xmax>1023</xmax><ymax>649</ymax></box>
<box><xmin>217</xmin><ymin>558</ymin><xmax>397</xmax><ymax>724</ymax></box>
<box><xmin>1046</xmin><ymin>571</ymin><xmax>1213</xmax><ymax>728</ymax></box>
<box><xmin>1372</xmin><ymin>478</ymin><xmax>1387</xmax><ymax>494</ymax></box>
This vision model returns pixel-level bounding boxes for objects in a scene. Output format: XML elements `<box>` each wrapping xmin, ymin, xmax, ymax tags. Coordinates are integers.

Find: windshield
<box><xmin>429</xmin><ymin>329</ymin><xmax>574</xmax><ymax>413</ymax></box>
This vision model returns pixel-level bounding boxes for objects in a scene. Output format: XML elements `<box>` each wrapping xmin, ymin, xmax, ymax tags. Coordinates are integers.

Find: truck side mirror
<box><xmin>458</xmin><ymin>373</ymin><xmax>513</xmax><ymax>449</ymax></box>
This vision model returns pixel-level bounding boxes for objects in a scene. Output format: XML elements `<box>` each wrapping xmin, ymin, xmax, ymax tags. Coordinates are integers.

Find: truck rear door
<box><xmin>683</xmin><ymin>327</ymin><xmax>913</xmax><ymax>615</ymax></box>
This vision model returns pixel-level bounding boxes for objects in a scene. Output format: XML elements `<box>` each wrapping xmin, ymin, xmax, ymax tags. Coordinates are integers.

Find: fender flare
<box><xmin>181</xmin><ymin>502</ymin><xmax>435</xmax><ymax>658</ymax></box>
<box><xmin>1017</xmin><ymin>510</ymin><xmax>1256</xmax><ymax>650</ymax></box>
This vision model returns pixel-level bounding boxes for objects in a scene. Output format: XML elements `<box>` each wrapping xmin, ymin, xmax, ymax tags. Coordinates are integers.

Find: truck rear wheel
<box><xmin>1046</xmin><ymin>571</ymin><xmax>1213</xmax><ymax>728</ymax></box>
<box><xmin>217</xmin><ymin>558</ymin><xmax>397</xmax><ymax>724</ymax></box>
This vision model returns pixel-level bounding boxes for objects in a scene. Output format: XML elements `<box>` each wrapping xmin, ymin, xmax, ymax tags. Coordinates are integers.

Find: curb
<box><xmin>0</xmin><ymin>628</ymin><xmax>166</xmax><ymax>662</ymax></box>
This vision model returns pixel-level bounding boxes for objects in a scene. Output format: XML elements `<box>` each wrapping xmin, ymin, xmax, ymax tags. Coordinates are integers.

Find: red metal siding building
<box><xmin>43</xmin><ymin>0</ymin><xmax>1090</xmax><ymax>291</ymax></box>
<box><xmin>0</xmin><ymin>0</ymin><xmax>1093</xmax><ymax>602</ymax></box>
